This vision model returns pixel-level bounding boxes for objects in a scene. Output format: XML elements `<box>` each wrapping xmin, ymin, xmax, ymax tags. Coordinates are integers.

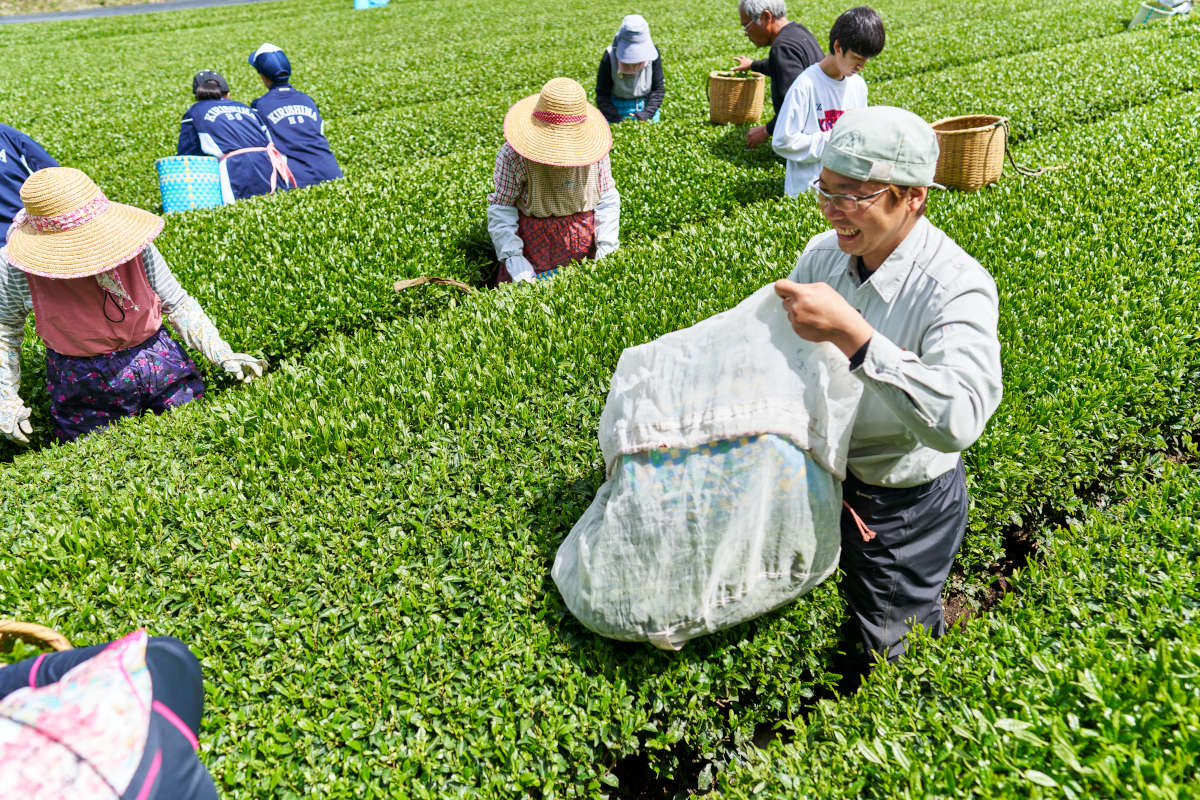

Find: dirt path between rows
<box><xmin>0</xmin><ymin>0</ymin><xmax>279</xmax><ymax>24</ymax></box>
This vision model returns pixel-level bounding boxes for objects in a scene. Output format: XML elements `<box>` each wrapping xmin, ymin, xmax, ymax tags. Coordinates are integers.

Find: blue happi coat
<box><xmin>177</xmin><ymin>99</ymin><xmax>286</xmax><ymax>202</ymax></box>
<box><xmin>0</xmin><ymin>123</ymin><xmax>58</xmax><ymax>226</ymax></box>
<box><xmin>251</xmin><ymin>85</ymin><xmax>342</xmax><ymax>188</ymax></box>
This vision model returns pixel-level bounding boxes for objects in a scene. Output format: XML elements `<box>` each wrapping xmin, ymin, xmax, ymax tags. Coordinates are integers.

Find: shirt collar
<box><xmin>843</xmin><ymin>216</ymin><xmax>931</xmax><ymax>304</ymax></box>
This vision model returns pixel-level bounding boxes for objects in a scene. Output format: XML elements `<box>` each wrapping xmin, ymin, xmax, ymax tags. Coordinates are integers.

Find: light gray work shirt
<box><xmin>787</xmin><ymin>217</ymin><xmax>1003</xmax><ymax>488</ymax></box>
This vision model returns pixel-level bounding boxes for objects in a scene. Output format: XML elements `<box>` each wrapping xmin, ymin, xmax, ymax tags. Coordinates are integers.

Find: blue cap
<box><xmin>248</xmin><ymin>42</ymin><xmax>291</xmax><ymax>83</ymax></box>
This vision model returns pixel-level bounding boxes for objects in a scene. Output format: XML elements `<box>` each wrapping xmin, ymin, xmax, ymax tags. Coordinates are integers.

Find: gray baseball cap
<box><xmin>821</xmin><ymin>106</ymin><xmax>943</xmax><ymax>188</ymax></box>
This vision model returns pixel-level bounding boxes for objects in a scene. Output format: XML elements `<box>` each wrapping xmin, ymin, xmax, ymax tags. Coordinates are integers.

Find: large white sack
<box><xmin>552</xmin><ymin>285</ymin><xmax>863</xmax><ymax>650</ymax></box>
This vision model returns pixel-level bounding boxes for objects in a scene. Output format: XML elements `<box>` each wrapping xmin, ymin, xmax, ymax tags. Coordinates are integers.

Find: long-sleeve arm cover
<box><xmin>143</xmin><ymin>244</ymin><xmax>235</xmax><ymax>365</ymax></box>
<box><xmin>594</xmin><ymin>187</ymin><xmax>620</xmax><ymax>258</ymax></box>
<box><xmin>636</xmin><ymin>56</ymin><xmax>666</xmax><ymax>120</ymax></box>
<box><xmin>0</xmin><ymin>261</ymin><xmax>30</xmax><ymax>409</ymax></box>
<box><xmin>487</xmin><ymin>144</ymin><xmax>526</xmax><ymax>260</ymax></box>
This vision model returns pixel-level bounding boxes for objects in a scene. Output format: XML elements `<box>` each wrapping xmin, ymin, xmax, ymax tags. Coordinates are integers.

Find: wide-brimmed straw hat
<box><xmin>3</xmin><ymin>167</ymin><xmax>164</xmax><ymax>280</ymax></box>
<box><xmin>503</xmin><ymin>78</ymin><xmax>612</xmax><ymax>167</ymax></box>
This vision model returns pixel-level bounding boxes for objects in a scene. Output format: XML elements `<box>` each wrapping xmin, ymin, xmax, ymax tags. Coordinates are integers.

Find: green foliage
<box><xmin>0</xmin><ymin>0</ymin><xmax>1197</xmax><ymax>797</ymax></box>
<box><xmin>714</xmin><ymin>457</ymin><xmax>1200</xmax><ymax>799</ymax></box>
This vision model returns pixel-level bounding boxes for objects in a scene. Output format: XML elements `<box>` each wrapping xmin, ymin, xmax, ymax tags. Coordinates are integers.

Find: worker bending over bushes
<box><xmin>0</xmin><ymin>167</ymin><xmax>265</xmax><ymax>443</ymax></box>
<box><xmin>732</xmin><ymin>0</ymin><xmax>823</xmax><ymax>148</ymax></box>
<box><xmin>248</xmin><ymin>43</ymin><xmax>344</xmax><ymax>189</ymax></box>
<box><xmin>595</xmin><ymin>14</ymin><xmax>665</xmax><ymax>124</ymax></box>
<box><xmin>487</xmin><ymin>77</ymin><xmax>621</xmax><ymax>283</ymax></box>
<box><xmin>177</xmin><ymin>70</ymin><xmax>295</xmax><ymax>202</ymax></box>
<box><xmin>775</xmin><ymin>107</ymin><xmax>1003</xmax><ymax>666</ymax></box>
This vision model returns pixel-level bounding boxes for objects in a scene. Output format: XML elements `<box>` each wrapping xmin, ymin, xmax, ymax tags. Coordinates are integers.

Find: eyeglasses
<box><xmin>741</xmin><ymin>16</ymin><xmax>759</xmax><ymax>29</ymax></box>
<box><xmin>810</xmin><ymin>180</ymin><xmax>889</xmax><ymax>213</ymax></box>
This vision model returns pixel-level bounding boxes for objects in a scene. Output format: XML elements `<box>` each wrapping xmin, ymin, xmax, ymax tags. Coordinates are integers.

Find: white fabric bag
<box><xmin>552</xmin><ymin>285</ymin><xmax>863</xmax><ymax>650</ymax></box>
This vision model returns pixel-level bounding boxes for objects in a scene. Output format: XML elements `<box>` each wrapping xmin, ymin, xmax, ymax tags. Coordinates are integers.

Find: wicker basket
<box><xmin>707</xmin><ymin>71</ymin><xmax>765</xmax><ymax>125</ymax></box>
<box><xmin>0</xmin><ymin>620</ymin><xmax>74</xmax><ymax>652</ymax></box>
<box><xmin>931</xmin><ymin>115</ymin><xmax>1008</xmax><ymax>191</ymax></box>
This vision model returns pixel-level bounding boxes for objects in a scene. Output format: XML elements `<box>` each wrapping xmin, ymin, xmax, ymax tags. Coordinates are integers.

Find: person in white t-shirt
<box><xmin>771</xmin><ymin>7</ymin><xmax>885</xmax><ymax>198</ymax></box>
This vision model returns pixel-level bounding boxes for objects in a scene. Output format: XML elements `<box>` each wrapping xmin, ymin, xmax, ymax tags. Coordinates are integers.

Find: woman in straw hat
<box><xmin>595</xmin><ymin>14</ymin><xmax>665</xmax><ymax>124</ymax></box>
<box><xmin>0</xmin><ymin>167</ymin><xmax>265</xmax><ymax>444</ymax></box>
<box><xmin>487</xmin><ymin>77</ymin><xmax>621</xmax><ymax>283</ymax></box>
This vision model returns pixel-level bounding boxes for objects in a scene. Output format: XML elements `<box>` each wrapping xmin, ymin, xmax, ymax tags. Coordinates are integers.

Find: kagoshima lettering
<box><xmin>266</xmin><ymin>105</ymin><xmax>319</xmax><ymax>125</ymax></box>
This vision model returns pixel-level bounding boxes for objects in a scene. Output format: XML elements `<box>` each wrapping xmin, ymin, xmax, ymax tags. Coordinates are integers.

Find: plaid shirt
<box><xmin>487</xmin><ymin>142</ymin><xmax>614</xmax><ymax>207</ymax></box>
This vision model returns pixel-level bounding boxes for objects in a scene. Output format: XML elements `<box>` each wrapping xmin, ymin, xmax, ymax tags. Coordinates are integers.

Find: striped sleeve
<box><xmin>0</xmin><ymin>260</ymin><xmax>30</xmax><ymax>402</ymax></box>
<box><xmin>596</xmin><ymin>155</ymin><xmax>614</xmax><ymax>195</ymax></box>
<box><xmin>141</xmin><ymin>243</ymin><xmax>189</xmax><ymax>314</ymax></box>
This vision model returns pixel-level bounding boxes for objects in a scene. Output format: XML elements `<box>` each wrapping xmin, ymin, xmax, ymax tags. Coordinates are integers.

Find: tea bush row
<box><xmin>0</xmin><ymin>0</ymin><xmax>1183</xmax><ymax>207</ymax></box>
<box><xmin>4</xmin><ymin>86</ymin><xmax>1200</xmax><ymax>795</ymax></box>
<box><xmin>714</xmin><ymin>456</ymin><xmax>1200</xmax><ymax>799</ymax></box>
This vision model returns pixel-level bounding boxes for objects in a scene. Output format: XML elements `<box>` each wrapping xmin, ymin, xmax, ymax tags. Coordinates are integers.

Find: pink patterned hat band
<box><xmin>533</xmin><ymin>110</ymin><xmax>587</xmax><ymax>125</ymax></box>
<box><xmin>15</xmin><ymin>193</ymin><xmax>111</xmax><ymax>233</ymax></box>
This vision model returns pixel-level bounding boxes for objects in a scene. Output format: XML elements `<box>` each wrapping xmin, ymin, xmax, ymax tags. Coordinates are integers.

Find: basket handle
<box><xmin>0</xmin><ymin>620</ymin><xmax>74</xmax><ymax>652</ymax></box>
<box><xmin>999</xmin><ymin>119</ymin><xmax>1060</xmax><ymax>178</ymax></box>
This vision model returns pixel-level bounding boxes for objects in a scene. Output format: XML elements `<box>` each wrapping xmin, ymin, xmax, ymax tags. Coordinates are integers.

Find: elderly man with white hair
<box><xmin>732</xmin><ymin>0</ymin><xmax>823</xmax><ymax>148</ymax></box>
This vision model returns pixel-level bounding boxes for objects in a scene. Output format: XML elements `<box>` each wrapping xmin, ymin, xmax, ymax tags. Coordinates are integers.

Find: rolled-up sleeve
<box><xmin>855</xmin><ymin>278</ymin><xmax>1003</xmax><ymax>454</ymax></box>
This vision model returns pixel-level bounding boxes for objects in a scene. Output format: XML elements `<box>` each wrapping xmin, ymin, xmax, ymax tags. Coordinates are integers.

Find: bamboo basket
<box><xmin>0</xmin><ymin>620</ymin><xmax>74</xmax><ymax>652</ymax></box>
<box><xmin>931</xmin><ymin>115</ymin><xmax>1008</xmax><ymax>191</ymax></box>
<box><xmin>707</xmin><ymin>71</ymin><xmax>765</xmax><ymax>125</ymax></box>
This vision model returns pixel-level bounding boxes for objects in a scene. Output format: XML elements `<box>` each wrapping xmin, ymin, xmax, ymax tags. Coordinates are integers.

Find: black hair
<box><xmin>829</xmin><ymin>6</ymin><xmax>885</xmax><ymax>59</ymax></box>
<box><xmin>193</xmin><ymin>85</ymin><xmax>225</xmax><ymax>101</ymax></box>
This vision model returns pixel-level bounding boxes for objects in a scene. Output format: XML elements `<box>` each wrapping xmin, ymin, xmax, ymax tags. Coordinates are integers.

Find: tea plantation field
<box><xmin>1</xmin><ymin>0</ymin><xmax>1197</xmax><ymax>796</ymax></box>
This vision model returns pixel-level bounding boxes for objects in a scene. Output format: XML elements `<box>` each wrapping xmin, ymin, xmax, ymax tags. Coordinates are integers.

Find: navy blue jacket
<box><xmin>0</xmin><ymin>123</ymin><xmax>58</xmax><ymax>226</ymax></box>
<box><xmin>251</xmin><ymin>84</ymin><xmax>342</xmax><ymax>188</ymax></box>
<box><xmin>177</xmin><ymin>99</ymin><xmax>284</xmax><ymax>201</ymax></box>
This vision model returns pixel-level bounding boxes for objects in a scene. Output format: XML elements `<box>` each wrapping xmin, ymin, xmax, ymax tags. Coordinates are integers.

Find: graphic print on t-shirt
<box><xmin>819</xmin><ymin>109</ymin><xmax>845</xmax><ymax>132</ymax></box>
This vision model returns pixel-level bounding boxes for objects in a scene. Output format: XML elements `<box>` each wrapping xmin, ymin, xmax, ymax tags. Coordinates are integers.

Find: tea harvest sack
<box><xmin>553</xmin><ymin>285</ymin><xmax>863</xmax><ymax>650</ymax></box>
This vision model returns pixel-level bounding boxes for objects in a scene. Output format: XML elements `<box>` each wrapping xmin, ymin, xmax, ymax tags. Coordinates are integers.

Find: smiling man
<box><xmin>774</xmin><ymin>106</ymin><xmax>1003</xmax><ymax>668</ymax></box>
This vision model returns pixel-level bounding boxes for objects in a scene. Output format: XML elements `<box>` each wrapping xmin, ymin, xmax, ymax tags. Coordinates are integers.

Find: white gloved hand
<box><xmin>595</xmin><ymin>243</ymin><xmax>618</xmax><ymax>260</ymax></box>
<box><xmin>0</xmin><ymin>397</ymin><xmax>33</xmax><ymax>444</ymax></box>
<box><xmin>505</xmin><ymin>255</ymin><xmax>537</xmax><ymax>283</ymax></box>
<box><xmin>222</xmin><ymin>354</ymin><xmax>267</xmax><ymax>383</ymax></box>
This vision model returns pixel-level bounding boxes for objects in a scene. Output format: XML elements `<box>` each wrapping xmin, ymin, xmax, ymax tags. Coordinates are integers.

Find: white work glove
<box><xmin>221</xmin><ymin>354</ymin><xmax>267</xmax><ymax>383</ymax></box>
<box><xmin>504</xmin><ymin>255</ymin><xmax>537</xmax><ymax>283</ymax></box>
<box><xmin>0</xmin><ymin>396</ymin><xmax>32</xmax><ymax>444</ymax></box>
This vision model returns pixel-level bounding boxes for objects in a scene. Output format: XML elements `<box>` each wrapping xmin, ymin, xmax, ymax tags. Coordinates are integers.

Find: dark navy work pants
<box><xmin>0</xmin><ymin>636</ymin><xmax>218</xmax><ymax>799</ymax></box>
<box><xmin>839</xmin><ymin>459</ymin><xmax>968</xmax><ymax>666</ymax></box>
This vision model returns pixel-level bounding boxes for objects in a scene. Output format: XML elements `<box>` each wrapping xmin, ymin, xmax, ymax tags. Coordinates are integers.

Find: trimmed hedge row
<box><xmin>3</xmin><ymin>87</ymin><xmax>1200</xmax><ymax>795</ymax></box>
<box><xmin>2</xmin><ymin>0</ymin><xmax>1199</xmax><ymax>796</ymax></box>
<box><xmin>0</xmin><ymin>0</ymin><xmax>1182</xmax><ymax>207</ymax></box>
<box><xmin>714</xmin><ymin>455</ymin><xmax>1200</xmax><ymax>799</ymax></box>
